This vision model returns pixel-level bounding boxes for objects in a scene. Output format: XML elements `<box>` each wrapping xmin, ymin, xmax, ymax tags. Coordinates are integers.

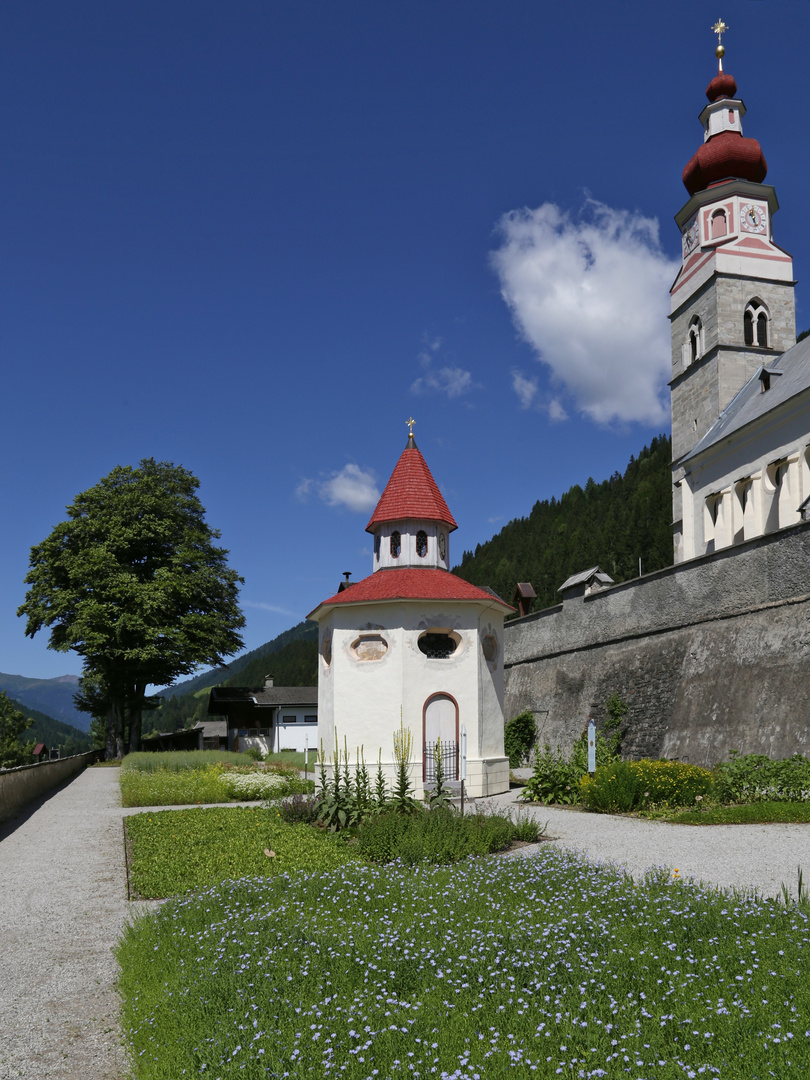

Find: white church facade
<box><xmin>308</xmin><ymin>427</ymin><xmax>512</xmax><ymax>799</ymax></box>
<box><xmin>670</xmin><ymin>39</ymin><xmax>810</xmax><ymax>563</ymax></box>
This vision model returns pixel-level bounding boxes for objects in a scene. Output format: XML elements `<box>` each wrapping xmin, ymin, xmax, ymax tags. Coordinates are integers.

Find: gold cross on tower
<box><xmin>406</xmin><ymin>416</ymin><xmax>416</xmax><ymax>438</ymax></box>
<box><xmin>712</xmin><ymin>18</ymin><xmax>729</xmax><ymax>70</ymax></box>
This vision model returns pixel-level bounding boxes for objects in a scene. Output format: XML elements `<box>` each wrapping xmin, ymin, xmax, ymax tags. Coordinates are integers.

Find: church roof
<box><xmin>366</xmin><ymin>438</ymin><xmax>457</xmax><ymax>533</ymax></box>
<box><xmin>683</xmin><ymin>336</ymin><xmax>810</xmax><ymax>462</ymax></box>
<box><xmin>308</xmin><ymin>567</ymin><xmax>512</xmax><ymax>616</ymax></box>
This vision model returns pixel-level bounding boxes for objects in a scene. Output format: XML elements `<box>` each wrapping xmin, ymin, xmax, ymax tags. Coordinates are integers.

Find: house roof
<box><xmin>32</xmin><ymin>743</ymin><xmax>47</xmax><ymax>756</ymax></box>
<box><xmin>192</xmin><ymin>719</ymin><xmax>228</xmax><ymax>738</ymax></box>
<box><xmin>308</xmin><ymin>567</ymin><xmax>513</xmax><ymax>617</ymax></box>
<box><xmin>365</xmin><ymin>438</ymin><xmax>457</xmax><ymax>533</ymax></box>
<box><xmin>683</xmin><ymin>335</ymin><xmax>810</xmax><ymax>462</ymax></box>
<box><xmin>208</xmin><ymin>685</ymin><xmax>318</xmax><ymax>714</ymax></box>
<box><xmin>558</xmin><ymin>566</ymin><xmax>614</xmax><ymax>592</ymax></box>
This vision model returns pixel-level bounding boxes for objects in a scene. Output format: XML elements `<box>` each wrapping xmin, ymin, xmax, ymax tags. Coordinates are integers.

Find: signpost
<box><xmin>304</xmin><ymin>734</ymin><xmax>309</xmax><ymax>782</ymax></box>
<box><xmin>587</xmin><ymin>719</ymin><xmax>596</xmax><ymax>775</ymax></box>
<box><xmin>460</xmin><ymin>723</ymin><xmax>467</xmax><ymax>815</ymax></box>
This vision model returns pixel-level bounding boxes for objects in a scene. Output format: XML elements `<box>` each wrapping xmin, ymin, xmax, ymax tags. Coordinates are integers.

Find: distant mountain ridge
<box><xmin>0</xmin><ymin>672</ymin><xmax>89</xmax><ymax>732</ymax></box>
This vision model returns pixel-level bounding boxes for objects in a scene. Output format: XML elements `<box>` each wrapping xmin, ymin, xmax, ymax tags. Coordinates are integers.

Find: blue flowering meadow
<box><xmin>117</xmin><ymin>848</ymin><xmax>810</xmax><ymax>1078</ymax></box>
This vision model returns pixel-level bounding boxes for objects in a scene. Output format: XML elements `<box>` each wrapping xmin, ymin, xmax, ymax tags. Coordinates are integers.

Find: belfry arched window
<box><xmin>744</xmin><ymin>300</ymin><xmax>770</xmax><ymax>348</ymax></box>
<box><xmin>687</xmin><ymin>316</ymin><xmax>703</xmax><ymax>366</ymax></box>
<box><xmin>390</xmin><ymin>531</ymin><xmax>401</xmax><ymax>558</ymax></box>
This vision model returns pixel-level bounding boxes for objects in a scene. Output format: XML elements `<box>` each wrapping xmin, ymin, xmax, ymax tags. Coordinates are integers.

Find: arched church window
<box><xmin>687</xmin><ymin>316</ymin><xmax>702</xmax><ymax>366</ymax></box>
<box><xmin>416</xmin><ymin>530</ymin><xmax>428</xmax><ymax>557</ymax></box>
<box><xmin>711</xmin><ymin>209</ymin><xmax>727</xmax><ymax>239</ymax></box>
<box><xmin>744</xmin><ymin>300</ymin><xmax>770</xmax><ymax>348</ymax></box>
<box><xmin>374</xmin><ymin>533</ymin><xmax>381</xmax><ymax>559</ymax></box>
<box><xmin>390</xmin><ymin>531</ymin><xmax>401</xmax><ymax>558</ymax></box>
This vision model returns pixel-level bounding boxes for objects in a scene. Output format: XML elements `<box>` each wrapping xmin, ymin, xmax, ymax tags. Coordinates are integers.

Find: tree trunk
<box><xmin>107</xmin><ymin>701</ymin><xmax>125</xmax><ymax>759</ymax></box>
<box><xmin>128</xmin><ymin>690</ymin><xmax>144</xmax><ymax>755</ymax></box>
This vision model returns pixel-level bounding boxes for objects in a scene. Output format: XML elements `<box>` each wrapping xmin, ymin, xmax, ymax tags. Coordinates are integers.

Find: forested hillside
<box><xmin>6</xmin><ymin>696</ymin><xmax>92</xmax><ymax>756</ymax></box>
<box><xmin>145</xmin><ymin>630</ymin><xmax>318</xmax><ymax>737</ymax></box>
<box><xmin>454</xmin><ymin>435</ymin><xmax>672</xmax><ymax>614</ymax></box>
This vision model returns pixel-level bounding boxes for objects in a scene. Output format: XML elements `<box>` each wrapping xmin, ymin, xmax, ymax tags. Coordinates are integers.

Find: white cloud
<box><xmin>511</xmin><ymin>369</ymin><xmax>538</xmax><ymax>409</ymax></box>
<box><xmin>243</xmin><ymin>600</ymin><xmax>295</xmax><ymax>616</ymax></box>
<box><xmin>295</xmin><ymin>477</ymin><xmax>313</xmax><ymax>502</ymax></box>
<box><xmin>411</xmin><ymin>334</ymin><xmax>475</xmax><ymax>399</ymax></box>
<box><xmin>492</xmin><ymin>200</ymin><xmax>679</xmax><ymax>426</ymax></box>
<box><xmin>411</xmin><ymin>365</ymin><xmax>473</xmax><ymax>399</ymax></box>
<box><xmin>318</xmin><ymin>464</ymin><xmax>380</xmax><ymax>513</ymax></box>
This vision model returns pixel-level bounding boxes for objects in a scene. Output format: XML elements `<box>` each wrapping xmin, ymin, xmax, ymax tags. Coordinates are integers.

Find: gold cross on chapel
<box><xmin>406</xmin><ymin>416</ymin><xmax>416</xmax><ymax>437</ymax></box>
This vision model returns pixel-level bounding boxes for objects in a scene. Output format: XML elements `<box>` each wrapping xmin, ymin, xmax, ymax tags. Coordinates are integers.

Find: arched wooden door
<box><xmin>423</xmin><ymin>693</ymin><xmax>459</xmax><ymax>781</ymax></box>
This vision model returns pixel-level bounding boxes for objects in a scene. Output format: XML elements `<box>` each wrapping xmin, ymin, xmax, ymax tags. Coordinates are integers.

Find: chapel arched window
<box><xmin>416</xmin><ymin>530</ymin><xmax>428</xmax><ymax>558</ymax></box>
<box><xmin>711</xmin><ymin>209</ymin><xmax>727</xmax><ymax>239</ymax></box>
<box><xmin>390</xmin><ymin>531</ymin><xmax>401</xmax><ymax>558</ymax></box>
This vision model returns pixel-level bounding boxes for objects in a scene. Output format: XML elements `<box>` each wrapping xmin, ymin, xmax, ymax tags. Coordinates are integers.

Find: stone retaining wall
<box><xmin>0</xmin><ymin>751</ymin><xmax>99</xmax><ymax>823</ymax></box>
<box><xmin>503</xmin><ymin>521</ymin><xmax>810</xmax><ymax>766</ymax></box>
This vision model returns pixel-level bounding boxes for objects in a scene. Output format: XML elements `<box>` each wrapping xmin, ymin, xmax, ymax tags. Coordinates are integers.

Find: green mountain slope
<box><xmin>145</xmin><ymin>629</ymin><xmax>319</xmax><ymax>736</ymax></box>
<box><xmin>6</xmin><ymin>696</ymin><xmax>92</xmax><ymax>755</ymax></box>
<box><xmin>453</xmin><ymin>435</ymin><xmax>672</xmax><ymax>614</ymax></box>
<box><xmin>160</xmin><ymin>621</ymin><xmax>318</xmax><ymax>699</ymax></box>
<box><xmin>0</xmin><ymin>672</ymin><xmax>89</xmax><ymax>731</ymax></box>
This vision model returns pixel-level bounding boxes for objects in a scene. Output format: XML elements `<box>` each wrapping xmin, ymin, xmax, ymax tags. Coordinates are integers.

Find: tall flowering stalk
<box><xmin>392</xmin><ymin>718</ymin><xmax>418</xmax><ymax>814</ymax></box>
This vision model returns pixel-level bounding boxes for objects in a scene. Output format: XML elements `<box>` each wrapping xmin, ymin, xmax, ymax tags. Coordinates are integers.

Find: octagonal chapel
<box><xmin>308</xmin><ymin>427</ymin><xmax>512</xmax><ymax>798</ymax></box>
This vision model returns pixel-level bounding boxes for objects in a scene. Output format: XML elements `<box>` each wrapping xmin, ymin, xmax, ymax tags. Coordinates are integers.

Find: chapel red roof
<box><xmin>365</xmin><ymin>438</ymin><xmax>457</xmax><ymax>533</ymax></box>
<box><xmin>309</xmin><ymin>567</ymin><xmax>513</xmax><ymax>614</ymax></box>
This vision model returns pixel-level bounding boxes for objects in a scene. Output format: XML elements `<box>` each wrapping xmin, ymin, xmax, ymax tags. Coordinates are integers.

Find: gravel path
<box><xmin>3</xmin><ymin>771</ymin><xmax>810</xmax><ymax>1079</ymax></box>
<box><xmin>482</xmin><ymin>788</ymin><xmax>810</xmax><ymax>900</ymax></box>
<box><xmin>0</xmin><ymin>767</ymin><xmax>153</xmax><ymax>1080</ymax></box>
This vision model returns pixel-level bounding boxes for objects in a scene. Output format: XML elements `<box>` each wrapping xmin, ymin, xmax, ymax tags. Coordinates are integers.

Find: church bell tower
<box><xmin>670</xmin><ymin>22</ymin><xmax>796</xmax><ymax>561</ymax></box>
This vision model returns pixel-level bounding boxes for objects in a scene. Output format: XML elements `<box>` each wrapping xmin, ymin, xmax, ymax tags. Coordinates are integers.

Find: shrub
<box><xmin>277</xmin><ymin>794</ymin><xmax>320</xmax><ymax>824</ymax></box>
<box><xmin>357</xmin><ymin>806</ymin><xmax>523</xmax><ymax>865</ymax></box>
<box><xmin>579</xmin><ymin>759</ymin><xmax>714</xmax><ymax>813</ymax></box>
<box><xmin>220</xmin><ymin>771</ymin><xmax>313</xmax><ymax>801</ymax></box>
<box><xmin>242</xmin><ymin>746</ymin><xmax>262</xmax><ymax>762</ymax></box>
<box><xmin>504</xmin><ymin>709</ymin><xmax>537</xmax><ymax>768</ymax></box>
<box><xmin>712</xmin><ymin>753</ymin><xmax>810</xmax><ymax>803</ymax></box>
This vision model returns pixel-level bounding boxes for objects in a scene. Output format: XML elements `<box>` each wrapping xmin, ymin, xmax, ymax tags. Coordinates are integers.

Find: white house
<box><xmin>307</xmin><ymin>427</ymin><xmax>512</xmax><ymax>799</ymax></box>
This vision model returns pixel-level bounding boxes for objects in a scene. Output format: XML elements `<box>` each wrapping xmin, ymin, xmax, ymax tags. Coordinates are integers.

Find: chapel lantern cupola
<box><xmin>365</xmin><ymin>419</ymin><xmax>457</xmax><ymax>572</ymax></box>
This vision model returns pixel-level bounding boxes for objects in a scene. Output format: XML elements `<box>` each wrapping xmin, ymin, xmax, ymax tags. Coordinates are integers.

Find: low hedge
<box><xmin>579</xmin><ymin>759</ymin><xmax>713</xmax><ymax>813</ymax></box>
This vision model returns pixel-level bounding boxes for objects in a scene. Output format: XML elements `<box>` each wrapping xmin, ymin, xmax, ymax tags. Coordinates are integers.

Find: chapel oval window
<box><xmin>417</xmin><ymin>631</ymin><xmax>459</xmax><ymax>659</ymax></box>
<box><xmin>416</xmin><ymin>530</ymin><xmax>428</xmax><ymax>558</ymax></box>
<box><xmin>390</xmin><ymin>531</ymin><xmax>401</xmax><ymax>558</ymax></box>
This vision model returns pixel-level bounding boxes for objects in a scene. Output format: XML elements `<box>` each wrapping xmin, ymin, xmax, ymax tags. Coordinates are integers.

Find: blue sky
<box><xmin>2</xmin><ymin>1</ymin><xmax>808</xmax><ymax>681</ymax></box>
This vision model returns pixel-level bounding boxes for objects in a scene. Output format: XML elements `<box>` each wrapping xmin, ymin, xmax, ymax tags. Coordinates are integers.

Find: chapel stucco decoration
<box><xmin>350</xmin><ymin>634</ymin><xmax>389</xmax><ymax>661</ymax></box>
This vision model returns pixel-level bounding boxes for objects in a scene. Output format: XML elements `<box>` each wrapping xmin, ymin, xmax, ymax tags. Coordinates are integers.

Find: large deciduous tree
<box><xmin>18</xmin><ymin>459</ymin><xmax>245</xmax><ymax>757</ymax></box>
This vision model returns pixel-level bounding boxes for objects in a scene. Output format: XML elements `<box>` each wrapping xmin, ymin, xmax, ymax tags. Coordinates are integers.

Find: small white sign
<box><xmin>587</xmin><ymin>719</ymin><xmax>596</xmax><ymax>774</ymax></box>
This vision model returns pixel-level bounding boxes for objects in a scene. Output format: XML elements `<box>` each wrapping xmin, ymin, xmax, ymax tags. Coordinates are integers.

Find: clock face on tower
<box><xmin>741</xmin><ymin>203</ymin><xmax>766</xmax><ymax>234</ymax></box>
<box><xmin>682</xmin><ymin>217</ymin><xmax>700</xmax><ymax>256</ymax></box>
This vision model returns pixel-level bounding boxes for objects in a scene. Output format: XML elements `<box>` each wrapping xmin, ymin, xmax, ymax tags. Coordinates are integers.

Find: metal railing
<box><xmin>423</xmin><ymin>740</ymin><xmax>459</xmax><ymax>782</ymax></box>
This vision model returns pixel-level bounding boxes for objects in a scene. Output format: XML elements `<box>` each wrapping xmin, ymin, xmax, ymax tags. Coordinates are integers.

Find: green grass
<box><xmin>265</xmin><ymin>749</ymin><xmax>310</xmax><ymax>769</ymax></box>
<box><xmin>122</xmin><ymin>749</ymin><xmax>255</xmax><ymax>772</ymax></box>
<box><xmin>667</xmin><ymin>800</ymin><xmax>810</xmax><ymax>825</ymax></box>
<box><xmin>117</xmin><ymin>848</ymin><xmax>810</xmax><ymax>1080</ymax></box>
<box><xmin>124</xmin><ymin>806</ymin><xmax>359</xmax><ymax>897</ymax></box>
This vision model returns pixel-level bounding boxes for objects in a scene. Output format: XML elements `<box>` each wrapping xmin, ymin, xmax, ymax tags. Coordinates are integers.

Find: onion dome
<box><xmin>706</xmin><ymin>72</ymin><xmax>737</xmax><ymax>102</ymax></box>
<box><xmin>682</xmin><ymin>130</ymin><xmax>767</xmax><ymax>195</ymax></box>
<box><xmin>682</xmin><ymin>69</ymin><xmax>767</xmax><ymax>196</ymax></box>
